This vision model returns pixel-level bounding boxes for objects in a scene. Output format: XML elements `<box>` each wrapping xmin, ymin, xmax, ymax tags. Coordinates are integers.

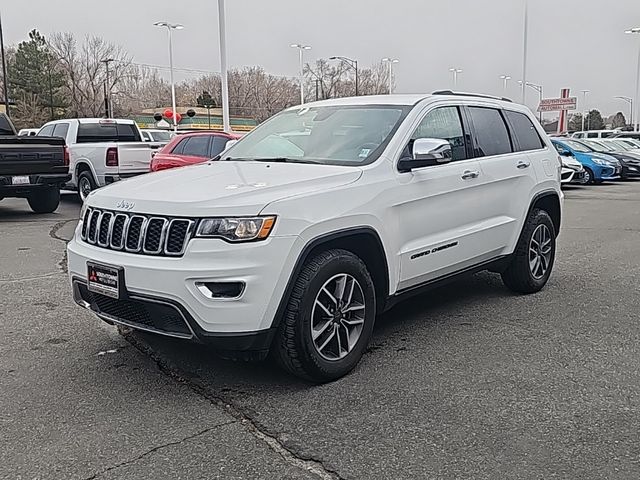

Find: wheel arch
<box><xmin>529</xmin><ymin>190</ymin><xmax>561</xmax><ymax>234</ymax></box>
<box><xmin>75</xmin><ymin>160</ymin><xmax>98</xmax><ymax>184</ymax></box>
<box><xmin>273</xmin><ymin>227</ymin><xmax>390</xmax><ymax>328</ymax></box>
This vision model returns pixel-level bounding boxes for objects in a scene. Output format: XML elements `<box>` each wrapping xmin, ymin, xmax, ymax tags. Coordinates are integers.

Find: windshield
<box><xmin>151</xmin><ymin>130</ymin><xmax>172</xmax><ymax>142</ymax></box>
<box><xmin>221</xmin><ymin>104</ymin><xmax>411</xmax><ymax>166</ymax></box>
<box><xmin>564</xmin><ymin>140</ymin><xmax>591</xmax><ymax>153</ymax></box>
<box><xmin>584</xmin><ymin>140</ymin><xmax>612</xmax><ymax>152</ymax></box>
<box><xmin>620</xmin><ymin>138</ymin><xmax>640</xmax><ymax>148</ymax></box>
<box><xmin>608</xmin><ymin>140</ymin><xmax>632</xmax><ymax>151</ymax></box>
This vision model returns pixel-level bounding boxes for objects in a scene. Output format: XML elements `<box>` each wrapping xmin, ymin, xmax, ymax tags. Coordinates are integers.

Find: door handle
<box><xmin>517</xmin><ymin>160</ymin><xmax>531</xmax><ymax>169</ymax></box>
<box><xmin>461</xmin><ymin>170</ymin><xmax>480</xmax><ymax>180</ymax></box>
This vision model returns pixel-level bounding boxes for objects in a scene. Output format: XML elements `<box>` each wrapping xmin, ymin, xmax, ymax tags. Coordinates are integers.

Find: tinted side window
<box><xmin>181</xmin><ymin>136</ymin><xmax>211</xmax><ymax>157</ymax></box>
<box><xmin>38</xmin><ymin>124</ymin><xmax>55</xmax><ymax>137</ymax></box>
<box><xmin>411</xmin><ymin>106</ymin><xmax>467</xmax><ymax>161</ymax></box>
<box><xmin>468</xmin><ymin>107</ymin><xmax>512</xmax><ymax>157</ymax></box>
<box><xmin>171</xmin><ymin>138</ymin><xmax>188</xmax><ymax>154</ymax></box>
<box><xmin>210</xmin><ymin>136</ymin><xmax>230</xmax><ymax>157</ymax></box>
<box><xmin>0</xmin><ymin>114</ymin><xmax>15</xmax><ymax>135</ymax></box>
<box><xmin>505</xmin><ymin>111</ymin><xmax>543</xmax><ymax>151</ymax></box>
<box><xmin>52</xmin><ymin>123</ymin><xmax>69</xmax><ymax>140</ymax></box>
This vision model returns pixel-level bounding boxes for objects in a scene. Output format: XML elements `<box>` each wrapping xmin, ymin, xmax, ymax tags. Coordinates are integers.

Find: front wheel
<box><xmin>583</xmin><ymin>167</ymin><xmax>595</xmax><ymax>185</ymax></box>
<box><xmin>273</xmin><ymin>249</ymin><xmax>376</xmax><ymax>383</ymax></box>
<box><xmin>501</xmin><ymin>208</ymin><xmax>556</xmax><ymax>294</ymax></box>
<box><xmin>27</xmin><ymin>187</ymin><xmax>60</xmax><ymax>214</ymax></box>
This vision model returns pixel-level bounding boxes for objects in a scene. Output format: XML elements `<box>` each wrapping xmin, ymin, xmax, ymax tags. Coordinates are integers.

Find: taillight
<box><xmin>106</xmin><ymin>147</ymin><xmax>118</xmax><ymax>167</ymax></box>
<box><xmin>63</xmin><ymin>146</ymin><xmax>70</xmax><ymax>166</ymax></box>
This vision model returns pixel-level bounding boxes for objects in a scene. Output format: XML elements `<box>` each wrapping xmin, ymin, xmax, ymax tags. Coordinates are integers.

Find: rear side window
<box><xmin>468</xmin><ymin>107</ymin><xmax>512</xmax><ymax>157</ymax></box>
<box><xmin>210</xmin><ymin>136</ymin><xmax>230</xmax><ymax>157</ymax></box>
<box><xmin>76</xmin><ymin>123</ymin><xmax>141</xmax><ymax>143</ymax></box>
<box><xmin>180</xmin><ymin>136</ymin><xmax>211</xmax><ymax>157</ymax></box>
<box><xmin>171</xmin><ymin>137</ymin><xmax>188</xmax><ymax>154</ymax></box>
<box><xmin>52</xmin><ymin>123</ymin><xmax>69</xmax><ymax>140</ymax></box>
<box><xmin>504</xmin><ymin>111</ymin><xmax>544</xmax><ymax>151</ymax></box>
<box><xmin>38</xmin><ymin>124</ymin><xmax>55</xmax><ymax>137</ymax></box>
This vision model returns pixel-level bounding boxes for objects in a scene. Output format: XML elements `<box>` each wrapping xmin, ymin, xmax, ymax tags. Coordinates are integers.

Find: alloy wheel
<box><xmin>311</xmin><ymin>273</ymin><xmax>366</xmax><ymax>361</ymax></box>
<box><xmin>79</xmin><ymin>177</ymin><xmax>92</xmax><ymax>201</ymax></box>
<box><xmin>529</xmin><ymin>224</ymin><xmax>552</xmax><ymax>280</ymax></box>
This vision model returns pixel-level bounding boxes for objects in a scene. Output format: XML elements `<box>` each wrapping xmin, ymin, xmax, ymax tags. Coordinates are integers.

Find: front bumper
<box><xmin>67</xmin><ymin>232</ymin><xmax>300</xmax><ymax>342</ymax></box>
<box><xmin>621</xmin><ymin>164</ymin><xmax>640</xmax><ymax>178</ymax></box>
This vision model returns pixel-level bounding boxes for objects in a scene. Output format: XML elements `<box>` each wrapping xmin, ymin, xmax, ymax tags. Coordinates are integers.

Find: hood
<box><xmin>87</xmin><ymin>161</ymin><xmax>362</xmax><ymax>217</ymax></box>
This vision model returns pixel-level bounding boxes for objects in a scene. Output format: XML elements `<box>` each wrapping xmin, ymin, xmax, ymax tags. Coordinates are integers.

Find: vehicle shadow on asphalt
<box><xmin>127</xmin><ymin>271</ymin><xmax>517</xmax><ymax>390</ymax></box>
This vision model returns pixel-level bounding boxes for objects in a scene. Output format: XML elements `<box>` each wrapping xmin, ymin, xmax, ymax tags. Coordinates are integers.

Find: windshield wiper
<box><xmin>222</xmin><ymin>157</ymin><xmax>321</xmax><ymax>164</ymax></box>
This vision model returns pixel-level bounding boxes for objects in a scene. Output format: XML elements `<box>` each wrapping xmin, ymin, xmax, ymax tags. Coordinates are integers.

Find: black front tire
<box><xmin>273</xmin><ymin>249</ymin><xmax>376</xmax><ymax>383</ymax></box>
<box><xmin>27</xmin><ymin>187</ymin><xmax>60</xmax><ymax>214</ymax></box>
<box><xmin>583</xmin><ymin>167</ymin><xmax>595</xmax><ymax>185</ymax></box>
<box><xmin>501</xmin><ymin>208</ymin><xmax>556</xmax><ymax>294</ymax></box>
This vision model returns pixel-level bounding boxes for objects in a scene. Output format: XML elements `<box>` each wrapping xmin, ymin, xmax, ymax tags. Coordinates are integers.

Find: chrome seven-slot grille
<box><xmin>80</xmin><ymin>208</ymin><xmax>194</xmax><ymax>256</ymax></box>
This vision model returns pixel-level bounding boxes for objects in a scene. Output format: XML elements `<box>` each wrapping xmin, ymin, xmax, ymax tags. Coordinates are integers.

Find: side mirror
<box><xmin>559</xmin><ymin>150</ymin><xmax>573</xmax><ymax>157</ymax></box>
<box><xmin>398</xmin><ymin>138</ymin><xmax>452</xmax><ymax>173</ymax></box>
<box><xmin>224</xmin><ymin>139</ymin><xmax>238</xmax><ymax>151</ymax></box>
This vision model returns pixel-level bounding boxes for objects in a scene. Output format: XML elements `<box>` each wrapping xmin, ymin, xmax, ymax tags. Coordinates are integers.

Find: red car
<box><xmin>150</xmin><ymin>131</ymin><xmax>240</xmax><ymax>172</ymax></box>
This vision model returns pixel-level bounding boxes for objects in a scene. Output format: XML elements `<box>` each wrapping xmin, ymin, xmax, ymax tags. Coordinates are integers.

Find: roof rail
<box><xmin>431</xmin><ymin>90</ymin><xmax>513</xmax><ymax>103</ymax></box>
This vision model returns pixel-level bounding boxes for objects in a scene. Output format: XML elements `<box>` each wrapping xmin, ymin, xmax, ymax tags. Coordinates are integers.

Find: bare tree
<box><xmin>49</xmin><ymin>32</ymin><xmax>135</xmax><ymax>117</ymax></box>
<box><xmin>305</xmin><ymin>59</ymin><xmax>390</xmax><ymax>100</ymax></box>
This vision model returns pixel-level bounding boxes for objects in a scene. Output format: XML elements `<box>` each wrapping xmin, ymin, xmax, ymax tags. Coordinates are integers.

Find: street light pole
<box><xmin>615</xmin><ymin>96</ymin><xmax>634</xmax><ymax>127</ymax></box>
<box><xmin>217</xmin><ymin>0</ymin><xmax>231</xmax><ymax>133</ymax></box>
<box><xmin>0</xmin><ymin>12</ymin><xmax>10</xmax><ymax>116</ymax></box>
<box><xmin>581</xmin><ymin>89</ymin><xmax>590</xmax><ymax>132</ymax></box>
<box><xmin>499</xmin><ymin>75</ymin><xmax>511</xmax><ymax>93</ymax></box>
<box><xmin>154</xmin><ymin>21</ymin><xmax>184</xmax><ymax>133</ymax></box>
<box><xmin>449</xmin><ymin>68</ymin><xmax>462</xmax><ymax>88</ymax></box>
<box><xmin>290</xmin><ymin>44</ymin><xmax>311</xmax><ymax>104</ymax></box>
<box><xmin>382</xmin><ymin>58</ymin><xmax>399</xmax><ymax>94</ymax></box>
<box><xmin>625</xmin><ymin>28</ymin><xmax>640</xmax><ymax>132</ymax></box>
<box><xmin>521</xmin><ymin>0</ymin><xmax>529</xmax><ymax>104</ymax></box>
<box><xmin>329</xmin><ymin>56</ymin><xmax>358</xmax><ymax>96</ymax></box>
<box><xmin>100</xmin><ymin>58</ymin><xmax>114</xmax><ymax>118</ymax></box>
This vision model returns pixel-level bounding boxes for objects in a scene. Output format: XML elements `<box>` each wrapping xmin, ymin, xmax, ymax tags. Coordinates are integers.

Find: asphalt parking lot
<box><xmin>2</xmin><ymin>182</ymin><xmax>640</xmax><ymax>479</ymax></box>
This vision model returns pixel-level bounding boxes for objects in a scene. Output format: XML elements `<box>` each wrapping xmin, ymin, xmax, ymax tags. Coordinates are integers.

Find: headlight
<box><xmin>593</xmin><ymin>158</ymin><xmax>608</xmax><ymax>166</ymax></box>
<box><xmin>195</xmin><ymin>216</ymin><xmax>276</xmax><ymax>242</ymax></box>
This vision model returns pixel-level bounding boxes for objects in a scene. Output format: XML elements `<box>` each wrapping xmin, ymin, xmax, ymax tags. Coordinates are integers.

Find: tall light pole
<box><xmin>449</xmin><ymin>68</ymin><xmax>462</xmax><ymax>88</ymax></box>
<box><xmin>0</xmin><ymin>12</ymin><xmax>9</xmax><ymax>116</ymax></box>
<box><xmin>154</xmin><ymin>21</ymin><xmax>184</xmax><ymax>132</ymax></box>
<box><xmin>521</xmin><ymin>0</ymin><xmax>529</xmax><ymax>104</ymax></box>
<box><xmin>581</xmin><ymin>89</ymin><xmax>590</xmax><ymax>132</ymax></box>
<box><xmin>290</xmin><ymin>44</ymin><xmax>311</xmax><ymax>104</ymax></box>
<box><xmin>499</xmin><ymin>75</ymin><xmax>511</xmax><ymax>93</ymax></box>
<box><xmin>625</xmin><ymin>27</ymin><xmax>640</xmax><ymax>132</ymax></box>
<box><xmin>614</xmin><ymin>95</ymin><xmax>633</xmax><ymax>128</ymax></box>
<box><xmin>217</xmin><ymin>0</ymin><xmax>230</xmax><ymax>132</ymax></box>
<box><xmin>100</xmin><ymin>58</ymin><xmax>115</xmax><ymax>118</ymax></box>
<box><xmin>519</xmin><ymin>81</ymin><xmax>543</xmax><ymax>122</ymax></box>
<box><xmin>382</xmin><ymin>58</ymin><xmax>399</xmax><ymax>94</ymax></box>
<box><xmin>330</xmin><ymin>56</ymin><xmax>358</xmax><ymax>96</ymax></box>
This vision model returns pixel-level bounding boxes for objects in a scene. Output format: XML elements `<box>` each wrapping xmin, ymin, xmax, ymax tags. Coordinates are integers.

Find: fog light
<box><xmin>196</xmin><ymin>282</ymin><xmax>245</xmax><ymax>299</ymax></box>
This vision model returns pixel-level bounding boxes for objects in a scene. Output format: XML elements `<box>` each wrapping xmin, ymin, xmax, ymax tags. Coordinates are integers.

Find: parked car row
<box><xmin>551</xmin><ymin>136</ymin><xmax>640</xmax><ymax>185</ymax></box>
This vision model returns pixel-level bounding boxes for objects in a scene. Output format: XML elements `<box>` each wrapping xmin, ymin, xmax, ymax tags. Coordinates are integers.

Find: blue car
<box><xmin>552</xmin><ymin>139</ymin><xmax>621</xmax><ymax>184</ymax></box>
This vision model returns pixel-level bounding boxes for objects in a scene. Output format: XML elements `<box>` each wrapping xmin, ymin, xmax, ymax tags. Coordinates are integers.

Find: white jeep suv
<box><xmin>68</xmin><ymin>92</ymin><xmax>563</xmax><ymax>382</ymax></box>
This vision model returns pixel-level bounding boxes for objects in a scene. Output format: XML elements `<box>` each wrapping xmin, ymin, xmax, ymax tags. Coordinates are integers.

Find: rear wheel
<box><xmin>27</xmin><ymin>187</ymin><xmax>60</xmax><ymax>214</ymax></box>
<box><xmin>78</xmin><ymin>170</ymin><xmax>96</xmax><ymax>201</ymax></box>
<box><xmin>501</xmin><ymin>208</ymin><xmax>556</xmax><ymax>294</ymax></box>
<box><xmin>273</xmin><ymin>249</ymin><xmax>376</xmax><ymax>383</ymax></box>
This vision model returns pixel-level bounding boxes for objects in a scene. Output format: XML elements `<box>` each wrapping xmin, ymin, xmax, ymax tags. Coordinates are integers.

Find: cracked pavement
<box><xmin>2</xmin><ymin>181</ymin><xmax>640</xmax><ymax>479</ymax></box>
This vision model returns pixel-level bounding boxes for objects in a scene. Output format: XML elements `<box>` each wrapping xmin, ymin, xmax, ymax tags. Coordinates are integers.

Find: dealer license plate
<box><xmin>87</xmin><ymin>262</ymin><xmax>122</xmax><ymax>299</ymax></box>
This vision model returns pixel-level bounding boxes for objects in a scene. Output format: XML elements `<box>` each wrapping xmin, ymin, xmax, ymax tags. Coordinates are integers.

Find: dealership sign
<box><xmin>537</xmin><ymin>97</ymin><xmax>577</xmax><ymax>112</ymax></box>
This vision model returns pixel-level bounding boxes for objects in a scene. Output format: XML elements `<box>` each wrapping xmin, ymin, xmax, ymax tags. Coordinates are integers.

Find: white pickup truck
<box><xmin>37</xmin><ymin>118</ymin><xmax>152</xmax><ymax>200</ymax></box>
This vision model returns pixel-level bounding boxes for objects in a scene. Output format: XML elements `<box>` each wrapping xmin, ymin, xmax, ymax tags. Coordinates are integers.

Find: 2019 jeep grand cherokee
<box><xmin>68</xmin><ymin>93</ymin><xmax>562</xmax><ymax>382</ymax></box>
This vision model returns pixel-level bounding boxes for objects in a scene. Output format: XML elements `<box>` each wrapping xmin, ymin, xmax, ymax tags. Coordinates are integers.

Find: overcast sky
<box><xmin>2</xmin><ymin>0</ymin><xmax>639</xmax><ymax>117</ymax></box>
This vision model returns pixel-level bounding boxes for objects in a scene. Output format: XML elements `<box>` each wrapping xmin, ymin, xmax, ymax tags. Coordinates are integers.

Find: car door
<box><xmin>465</xmin><ymin>106</ymin><xmax>541</xmax><ymax>256</ymax></box>
<box><xmin>393</xmin><ymin>105</ymin><xmax>488</xmax><ymax>290</ymax></box>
